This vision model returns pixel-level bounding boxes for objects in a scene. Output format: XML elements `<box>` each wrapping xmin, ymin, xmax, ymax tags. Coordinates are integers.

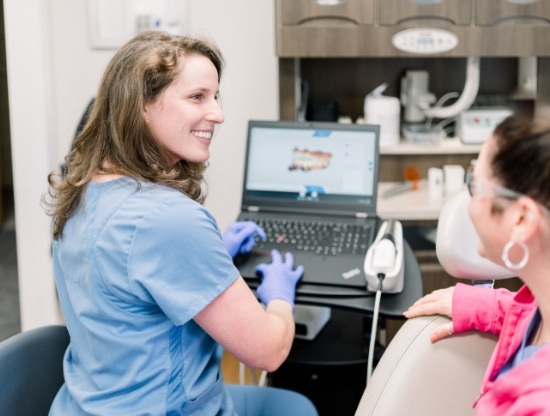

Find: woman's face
<box><xmin>143</xmin><ymin>54</ymin><xmax>224</xmax><ymax>165</ymax></box>
<box><xmin>467</xmin><ymin>137</ymin><xmax>512</xmax><ymax>264</ymax></box>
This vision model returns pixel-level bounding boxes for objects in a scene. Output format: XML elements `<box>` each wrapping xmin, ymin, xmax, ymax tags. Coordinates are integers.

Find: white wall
<box><xmin>4</xmin><ymin>0</ymin><xmax>278</xmax><ymax>330</ymax></box>
<box><xmin>4</xmin><ymin>0</ymin><xmax>62</xmax><ymax>328</ymax></box>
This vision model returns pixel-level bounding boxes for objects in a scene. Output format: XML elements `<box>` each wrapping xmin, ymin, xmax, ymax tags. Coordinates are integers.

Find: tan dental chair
<box><xmin>355</xmin><ymin>191</ymin><xmax>513</xmax><ymax>416</ymax></box>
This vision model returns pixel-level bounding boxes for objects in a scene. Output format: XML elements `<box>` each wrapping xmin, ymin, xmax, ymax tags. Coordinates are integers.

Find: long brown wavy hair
<box><xmin>44</xmin><ymin>31</ymin><xmax>224</xmax><ymax>239</ymax></box>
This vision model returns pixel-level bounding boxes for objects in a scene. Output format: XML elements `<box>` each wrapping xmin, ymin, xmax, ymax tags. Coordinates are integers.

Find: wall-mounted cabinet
<box><xmin>276</xmin><ymin>0</ymin><xmax>550</xmax><ymax>57</ymax></box>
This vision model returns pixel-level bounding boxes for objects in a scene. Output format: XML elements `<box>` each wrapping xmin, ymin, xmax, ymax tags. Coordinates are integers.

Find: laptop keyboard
<box><xmin>252</xmin><ymin>218</ymin><xmax>372</xmax><ymax>256</ymax></box>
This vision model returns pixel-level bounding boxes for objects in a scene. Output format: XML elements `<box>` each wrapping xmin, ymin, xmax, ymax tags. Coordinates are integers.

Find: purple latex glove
<box><xmin>255</xmin><ymin>250</ymin><xmax>304</xmax><ymax>307</ymax></box>
<box><xmin>222</xmin><ymin>221</ymin><xmax>266</xmax><ymax>258</ymax></box>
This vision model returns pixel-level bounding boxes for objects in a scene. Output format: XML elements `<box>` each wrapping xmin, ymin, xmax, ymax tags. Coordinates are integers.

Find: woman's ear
<box><xmin>142</xmin><ymin>96</ymin><xmax>160</xmax><ymax>125</ymax></box>
<box><xmin>142</xmin><ymin>102</ymin><xmax>151</xmax><ymax>124</ymax></box>
<box><xmin>512</xmin><ymin>197</ymin><xmax>542</xmax><ymax>242</ymax></box>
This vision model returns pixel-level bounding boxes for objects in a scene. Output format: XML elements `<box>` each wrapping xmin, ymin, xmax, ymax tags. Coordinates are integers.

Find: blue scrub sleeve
<box><xmin>126</xmin><ymin>198</ymin><xmax>240</xmax><ymax>325</ymax></box>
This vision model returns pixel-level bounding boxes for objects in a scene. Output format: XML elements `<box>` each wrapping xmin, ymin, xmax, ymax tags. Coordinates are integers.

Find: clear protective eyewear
<box><xmin>465</xmin><ymin>165</ymin><xmax>523</xmax><ymax>200</ymax></box>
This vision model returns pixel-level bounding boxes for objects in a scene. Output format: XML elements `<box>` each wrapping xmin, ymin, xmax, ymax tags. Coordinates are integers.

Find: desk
<box><xmin>246</xmin><ymin>239</ymin><xmax>422</xmax><ymax>317</ymax></box>
<box><xmin>293</xmin><ymin>241</ymin><xmax>422</xmax><ymax>317</ymax></box>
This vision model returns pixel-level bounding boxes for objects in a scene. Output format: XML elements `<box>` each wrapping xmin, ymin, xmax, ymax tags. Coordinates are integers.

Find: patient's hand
<box><xmin>403</xmin><ymin>286</ymin><xmax>455</xmax><ymax>342</ymax></box>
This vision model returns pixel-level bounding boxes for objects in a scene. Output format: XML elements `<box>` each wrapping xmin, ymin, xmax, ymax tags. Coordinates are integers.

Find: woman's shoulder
<box><xmin>138</xmin><ymin>181</ymin><xmax>206</xmax><ymax>212</ymax></box>
<box><xmin>90</xmin><ymin>178</ymin><xmax>215</xmax><ymax>232</ymax></box>
<box><xmin>128</xmin><ymin>181</ymin><xmax>215</xmax><ymax>229</ymax></box>
<box><xmin>101</xmin><ymin>178</ymin><xmax>200</xmax><ymax>208</ymax></box>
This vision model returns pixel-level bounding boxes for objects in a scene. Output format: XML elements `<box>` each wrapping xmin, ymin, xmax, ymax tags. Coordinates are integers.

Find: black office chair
<box><xmin>0</xmin><ymin>325</ymin><xmax>69</xmax><ymax>415</ymax></box>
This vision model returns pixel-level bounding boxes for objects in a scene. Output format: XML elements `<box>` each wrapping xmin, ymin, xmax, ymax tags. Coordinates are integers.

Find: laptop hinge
<box><xmin>247</xmin><ymin>206</ymin><xmax>260</xmax><ymax>212</ymax></box>
<box><xmin>355</xmin><ymin>212</ymin><xmax>368</xmax><ymax>219</ymax></box>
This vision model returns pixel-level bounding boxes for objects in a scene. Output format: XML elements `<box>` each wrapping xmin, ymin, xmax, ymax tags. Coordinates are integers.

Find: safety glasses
<box><xmin>465</xmin><ymin>165</ymin><xmax>523</xmax><ymax>200</ymax></box>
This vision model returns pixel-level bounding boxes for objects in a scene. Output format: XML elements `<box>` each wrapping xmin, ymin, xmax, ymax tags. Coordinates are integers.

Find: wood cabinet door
<box><xmin>476</xmin><ymin>0</ymin><xmax>550</xmax><ymax>25</ymax></box>
<box><xmin>278</xmin><ymin>0</ymin><xmax>374</xmax><ymax>26</ymax></box>
<box><xmin>378</xmin><ymin>0</ymin><xmax>472</xmax><ymax>26</ymax></box>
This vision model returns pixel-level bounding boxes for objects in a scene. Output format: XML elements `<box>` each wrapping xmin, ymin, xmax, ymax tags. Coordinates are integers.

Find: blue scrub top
<box><xmin>50</xmin><ymin>178</ymin><xmax>240</xmax><ymax>415</ymax></box>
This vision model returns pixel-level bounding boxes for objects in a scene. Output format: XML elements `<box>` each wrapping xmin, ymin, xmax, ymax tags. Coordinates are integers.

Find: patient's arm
<box><xmin>404</xmin><ymin>283</ymin><xmax>516</xmax><ymax>342</ymax></box>
<box><xmin>452</xmin><ymin>283</ymin><xmax>516</xmax><ymax>335</ymax></box>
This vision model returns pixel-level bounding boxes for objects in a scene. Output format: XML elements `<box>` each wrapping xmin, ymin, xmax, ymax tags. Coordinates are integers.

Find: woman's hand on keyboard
<box><xmin>223</xmin><ymin>221</ymin><xmax>266</xmax><ymax>258</ymax></box>
<box><xmin>255</xmin><ymin>250</ymin><xmax>304</xmax><ymax>307</ymax></box>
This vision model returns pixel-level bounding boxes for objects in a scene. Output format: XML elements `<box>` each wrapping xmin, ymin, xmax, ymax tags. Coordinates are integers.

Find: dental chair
<box><xmin>355</xmin><ymin>191</ymin><xmax>514</xmax><ymax>416</ymax></box>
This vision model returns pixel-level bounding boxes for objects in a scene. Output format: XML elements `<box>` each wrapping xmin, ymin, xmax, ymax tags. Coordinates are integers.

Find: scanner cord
<box><xmin>239</xmin><ymin>361</ymin><xmax>268</xmax><ymax>387</ymax></box>
<box><xmin>367</xmin><ymin>274</ymin><xmax>384</xmax><ymax>384</ymax></box>
<box><xmin>258</xmin><ymin>370</ymin><xmax>268</xmax><ymax>387</ymax></box>
<box><xmin>239</xmin><ymin>362</ymin><xmax>246</xmax><ymax>385</ymax></box>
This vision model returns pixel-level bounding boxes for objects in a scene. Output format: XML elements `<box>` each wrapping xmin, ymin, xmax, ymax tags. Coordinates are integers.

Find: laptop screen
<box><xmin>241</xmin><ymin>120</ymin><xmax>380</xmax><ymax>217</ymax></box>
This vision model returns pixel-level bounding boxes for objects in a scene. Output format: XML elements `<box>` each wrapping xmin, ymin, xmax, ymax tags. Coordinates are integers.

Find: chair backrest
<box><xmin>355</xmin><ymin>315</ymin><xmax>498</xmax><ymax>416</ymax></box>
<box><xmin>0</xmin><ymin>325</ymin><xmax>69</xmax><ymax>415</ymax></box>
<box><xmin>436</xmin><ymin>190</ymin><xmax>514</xmax><ymax>280</ymax></box>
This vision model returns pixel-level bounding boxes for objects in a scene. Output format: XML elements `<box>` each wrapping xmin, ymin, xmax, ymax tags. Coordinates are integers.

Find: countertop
<box><xmin>377</xmin><ymin>180</ymin><xmax>464</xmax><ymax>221</ymax></box>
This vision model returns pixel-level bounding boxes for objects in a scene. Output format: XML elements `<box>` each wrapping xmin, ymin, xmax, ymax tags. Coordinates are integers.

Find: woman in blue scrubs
<box><xmin>44</xmin><ymin>30</ymin><xmax>317</xmax><ymax>416</ymax></box>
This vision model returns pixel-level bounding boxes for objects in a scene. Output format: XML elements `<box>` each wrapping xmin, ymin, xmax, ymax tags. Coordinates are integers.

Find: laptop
<box><xmin>233</xmin><ymin>120</ymin><xmax>381</xmax><ymax>292</ymax></box>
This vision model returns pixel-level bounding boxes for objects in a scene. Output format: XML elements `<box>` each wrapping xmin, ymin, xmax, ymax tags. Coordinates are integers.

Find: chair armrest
<box><xmin>355</xmin><ymin>315</ymin><xmax>497</xmax><ymax>416</ymax></box>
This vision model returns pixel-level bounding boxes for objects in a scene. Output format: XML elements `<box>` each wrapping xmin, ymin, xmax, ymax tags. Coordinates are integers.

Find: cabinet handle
<box><xmin>314</xmin><ymin>0</ymin><xmax>344</xmax><ymax>5</ymax></box>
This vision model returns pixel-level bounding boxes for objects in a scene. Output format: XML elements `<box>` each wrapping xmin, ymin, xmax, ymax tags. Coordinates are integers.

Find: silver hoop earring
<box><xmin>501</xmin><ymin>240</ymin><xmax>529</xmax><ymax>270</ymax></box>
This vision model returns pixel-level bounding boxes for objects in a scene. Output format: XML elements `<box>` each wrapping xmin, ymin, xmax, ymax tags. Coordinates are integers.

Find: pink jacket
<box><xmin>452</xmin><ymin>283</ymin><xmax>550</xmax><ymax>415</ymax></box>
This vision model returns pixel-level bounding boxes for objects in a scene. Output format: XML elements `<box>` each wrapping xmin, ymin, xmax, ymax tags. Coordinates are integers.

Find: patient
<box><xmin>404</xmin><ymin>110</ymin><xmax>550</xmax><ymax>415</ymax></box>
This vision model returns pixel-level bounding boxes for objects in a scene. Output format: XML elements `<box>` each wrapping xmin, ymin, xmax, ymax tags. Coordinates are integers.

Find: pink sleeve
<box><xmin>452</xmin><ymin>283</ymin><xmax>515</xmax><ymax>334</ymax></box>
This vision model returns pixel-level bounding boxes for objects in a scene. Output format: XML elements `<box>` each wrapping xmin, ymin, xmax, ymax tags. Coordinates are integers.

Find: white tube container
<box><xmin>428</xmin><ymin>167</ymin><xmax>444</xmax><ymax>201</ymax></box>
<box><xmin>364</xmin><ymin>86</ymin><xmax>401</xmax><ymax>147</ymax></box>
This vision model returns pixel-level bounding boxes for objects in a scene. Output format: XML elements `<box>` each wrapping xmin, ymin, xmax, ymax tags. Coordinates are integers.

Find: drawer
<box><xmin>378</xmin><ymin>0</ymin><xmax>472</xmax><ymax>26</ymax></box>
<box><xmin>476</xmin><ymin>0</ymin><xmax>550</xmax><ymax>26</ymax></box>
<box><xmin>277</xmin><ymin>0</ymin><xmax>374</xmax><ymax>26</ymax></box>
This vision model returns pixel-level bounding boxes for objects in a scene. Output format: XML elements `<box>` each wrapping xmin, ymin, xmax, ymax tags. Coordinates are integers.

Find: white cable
<box><xmin>258</xmin><ymin>370</ymin><xmax>268</xmax><ymax>387</ymax></box>
<box><xmin>425</xmin><ymin>93</ymin><xmax>459</xmax><ymax>129</ymax></box>
<box><xmin>238</xmin><ymin>361</ymin><xmax>268</xmax><ymax>387</ymax></box>
<box><xmin>433</xmin><ymin>117</ymin><xmax>456</xmax><ymax>131</ymax></box>
<box><xmin>239</xmin><ymin>362</ymin><xmax>245</xmax><ymax>385</ymax></box>
<box><xmin>423</xmin><ymin>57</ymin><xmax>480</xmax><ymax>119</ymax></box>
<box><xmin>433</xmin><ymin>92</ymin><xmax>461</xmax><ymax>109</ymax></box>
<box><xmin>367</xmin><ymin>278</ymin><xmax>383</xmax><ymax>384</ymax></box>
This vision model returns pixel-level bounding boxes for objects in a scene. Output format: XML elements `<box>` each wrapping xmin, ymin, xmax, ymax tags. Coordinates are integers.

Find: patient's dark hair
<box><xmin>44</xmin><ymin>31</ymin><xmax>224</xmax><ymax>239</ymax></box>
<box><xmin>491</xmin><ymin>108</ymin><xmax>550</xmax><ymax>212</ymax></box>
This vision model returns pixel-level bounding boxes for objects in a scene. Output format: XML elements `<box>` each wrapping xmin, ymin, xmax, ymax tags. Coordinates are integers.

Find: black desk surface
<box><xmin>247</xmin><ymin>241</ymin><xmax>423</xmax><ymax>318</ymax></box>
<box><xmin>292</xmin><ymin>242</ymin><xmax>422</xmax><ymax>317</ymax></box>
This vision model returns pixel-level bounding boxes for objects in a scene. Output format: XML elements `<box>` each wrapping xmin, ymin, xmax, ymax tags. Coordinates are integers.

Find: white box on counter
<box><xmin>457</xmin><ymin>108</ymin><xmax>513</xmax><ymax>144</ymax></box>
